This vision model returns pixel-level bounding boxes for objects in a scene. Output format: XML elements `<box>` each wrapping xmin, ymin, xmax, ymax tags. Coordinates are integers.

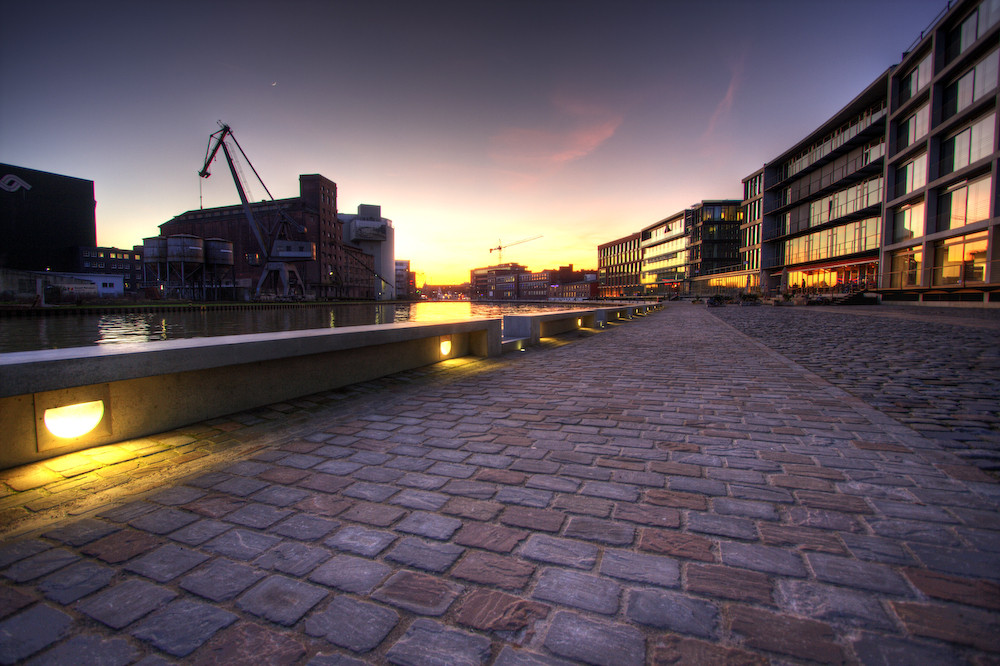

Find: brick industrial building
<box><xmin>160</xmin><ymin>174</ymin><xmax>378</xmax><ymax>300</ymax></box>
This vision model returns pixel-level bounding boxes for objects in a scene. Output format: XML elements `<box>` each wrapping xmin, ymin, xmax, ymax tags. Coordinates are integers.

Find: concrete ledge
<box><xmin>0</xmin><ymin>304</ymin><xmax>659</xmax><ymax>469</ymax></box>
<box><xmin>502</xmin><ymin>304</ymin><xmax>659</xmax><ymax>346</ymax></box>
<box><xmin>0</xmin><ymin>318</ymin><xmax>501</xmax><ymax>469</ymax></box>
<box><xmin>503</xmin><ymin>309</ymin><xmax>594</xmax><ymax>346</ymax></box>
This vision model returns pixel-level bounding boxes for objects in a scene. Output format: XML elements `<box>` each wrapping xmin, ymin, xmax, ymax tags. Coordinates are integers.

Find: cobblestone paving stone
<box><xmin>710</xmin><ymin>305</ymin><xmax>1000</xmax><ymax>473</ymax></box>
<box><xmin>0</xmin><ymin>303</ymin><xmax>998</xmax><ymax>664</ymax></box>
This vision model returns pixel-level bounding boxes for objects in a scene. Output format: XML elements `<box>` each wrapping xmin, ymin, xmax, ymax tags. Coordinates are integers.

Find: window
<box><xmin>945</xmin><ymin>0</ymin><xmax>1000</xmax><ymax>65</ymax></box>
<box><xmin>899</xmin><ymin>52</ymin><xmax>933</xmax><ymax>105</ymax></box>
<box><xmin>890</xmin><ymin>247</ymin><xmax>923</xmax><ymax>288</ymax></box>
<box><xmin>897</xmin><ymin>103</ymin><xmax>930</xmax><ymax>150</ymax></box>
<box><xmin>943</xmin><ymin>48</ymin><xmax>999</xmax><ymax>119</ymax></box>
<box><xmin>940</xmin><ymin>112</ymin><xmax>996</xmax><ymax>176</ymax></box>
<box><xmin>893</xmin><ymin>201</ymin><xmax>926</xmax><ymax>242</ymax></box>
<box><xmin>937</xmin><ymin>173</ymin><xmax>992</xmax><ymax>230</ymax></box>
<box><xmin>932</xmin><ymin>231</ymin><xmax>988</xmax><ymax>285</ymax></box>
<box><xmin>895</xmin><ymin>153</ymin><xmax>927</xmax><ymax>196</ymax></box>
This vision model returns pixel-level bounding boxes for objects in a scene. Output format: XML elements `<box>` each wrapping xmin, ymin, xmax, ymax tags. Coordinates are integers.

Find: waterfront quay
<box><xmin>0</xmin><ymin>304</ymin><xmax>998</xmax><ymax>664</ymax></box>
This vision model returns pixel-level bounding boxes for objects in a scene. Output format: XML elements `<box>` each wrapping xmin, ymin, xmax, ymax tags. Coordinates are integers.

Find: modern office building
<box><xmin>881</xmin><ymin>0</ymin><xmax>1000</xmax><ymax>304</ymax></box>
<box><xmin>686</xmin><ymin>200</ymin><xmax>744</xmax><ymax>278</ymax></box>
<box><xmin>0</xmin><ymin>163</ymin><xmax>96</xmax><ymax>273</ymax></box>
<box><xmin>741</xmin><ymin>168</ymin><xmax>764</xmax><ymax>282</ymax></box>
<box><xmin>598</xmin><ymin>232</ymin><xmax>642</xmax><ymax>298</ymax></box>
<box><xmin>639</xmin><ymin>211</ymin><xmax>687</xmax><ymax>298</ymax></box>
<box><xmin>752</xmin><ymin>71</ymin><xmax>889</xmax><ymax>296</ymax></box>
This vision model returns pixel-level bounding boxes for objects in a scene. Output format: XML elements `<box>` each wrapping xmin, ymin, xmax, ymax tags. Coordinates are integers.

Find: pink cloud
<box><xmin>490</xmin><ymin>117</ymin><xmax>622</xmax><ymax>170</ymax></box>
<box><xmin>488</xmin><ymin>94</ymin><xmax>623</xmax><ymax>184</ymax></box>
<box><xmin>703</xmin><ymin>55</ymin><xmax>746</xmax><ymax>140</ymax></box>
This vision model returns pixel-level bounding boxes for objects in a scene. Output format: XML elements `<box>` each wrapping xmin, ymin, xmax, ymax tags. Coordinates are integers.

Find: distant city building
<box><xmin>160</xmin><ymin>174</ymin><xmax>377</xmax><ymax>299</ymax></box>
<box><xmin>470</xmin><ymin>264</ymin><xmax>597</xmax><ymax>301</ymax></box>
<box><xmin>338</xmin><ymin>204</ymin><xmax>395</xmax><ymax>300</ymax></box>
<box><xmin>603</xmin><ymin>201</ymin><xmax>741</xmax><ymax>299</ymax></box>
<box><xmin>598</xmin><ymin>232</ymin><xmax>642</xmax><ymax>298</ymax></box>
<box><xmin>395</xmin><ymin>260</ymin><xmax>417</xmax><ymax>299</ymax></box>
<box><xmin>75</xmin><ymin>245</ymin><xmax>144</xmax><ymax>293</ymax></box>
<box><xmin>881</xmin><ymin>0</ymin><xmax>999</xmax><ymax>304</ymax></box>
<box><xmin>470</xmin><ymin>263</ymin><xmax>527</xmax><ymax>300</ymax></box>
<box><xmin>0</xmin><ymin>163</ymin><xmax>96</xmax><ymax>273</ymax></box>
<box><xmin>551</xmin><ymin>271</ymin><xmax>598</xmax><ymax>300</ymax></box>
<box><xmin>520</xmin><ymin>265</ymin><xmax>587</xmax><ymax>300</ymax></box>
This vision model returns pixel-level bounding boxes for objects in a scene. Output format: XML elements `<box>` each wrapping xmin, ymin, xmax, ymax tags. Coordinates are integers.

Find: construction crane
<box><xmin>199</xmin><ymin>123</ymin><xmax>315</xmax><ymax>299</ymax></box>
<box><xmin>489</xmin><ymin>235</ymin><xmax>542</xmax><ymax>264</ymax></box>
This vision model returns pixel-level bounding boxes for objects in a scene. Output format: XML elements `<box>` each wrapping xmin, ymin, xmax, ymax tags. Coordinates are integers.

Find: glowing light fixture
<box><xmin>577</xmin><ymin>318</ymin><xmax>582</xmax><ymax>327</ymax></box>
<box><xmin>43</xmin><ymin>400</ymin><xmax>105</xmax><ymax>439</ymax></box>
<box><xmin>439</xmin><ymin>336</ymin><xmax>452</xmax><ymax>357</ymax></box>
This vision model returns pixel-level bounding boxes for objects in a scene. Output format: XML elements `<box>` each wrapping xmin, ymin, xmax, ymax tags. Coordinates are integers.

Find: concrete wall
<box><xmin>0</xmin><ymin>319</ymin><xmax>500</xmax><ymax>469</ymax></box>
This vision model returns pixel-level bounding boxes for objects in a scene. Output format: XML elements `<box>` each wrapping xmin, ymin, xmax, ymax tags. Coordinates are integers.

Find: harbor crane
<box><xmin>489</xmin><ymin>235</ymin><xmax>542</xmax><ymax>264</ymax></box>
<box><xmin>199</xmin><ymin>123</ymin><xmax>315</xmax><ymax>299</ymax></box>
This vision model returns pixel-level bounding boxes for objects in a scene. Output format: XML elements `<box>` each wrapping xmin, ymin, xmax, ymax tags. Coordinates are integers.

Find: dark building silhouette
<box><xmin>0</xmin><ymin>164</ymin><xmax>96</xmax><ymax>272</ymax></box>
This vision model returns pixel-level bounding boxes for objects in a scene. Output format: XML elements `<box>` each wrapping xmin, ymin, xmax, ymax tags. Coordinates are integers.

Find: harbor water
<box><xmin>0</xmin><ymin>301</ymin><xmax>588</xmax><ymax>353</ymax></box>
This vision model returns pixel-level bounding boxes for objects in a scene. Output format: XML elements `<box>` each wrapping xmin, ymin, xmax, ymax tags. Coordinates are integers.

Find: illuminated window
<box><xmin>932</xmin><ymin>231</ymin><xmax>989</xmax><ymax>285</ymax></box>
<box><xmin>937</xmin><ymin>174</ymin><xmax>992</xmax><ymax>231</ymax></box>
<box><xmin>890</xmin><ymin>247</ymin><xmax>923</xmax><ymax>288</ymax></box>
<box><xmin>893</xmin><ymin>201</ymin><xmax>925</xmax><ymax>242</ymax></box>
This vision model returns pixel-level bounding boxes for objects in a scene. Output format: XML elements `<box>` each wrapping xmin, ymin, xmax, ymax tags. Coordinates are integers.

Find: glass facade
<box><xmin>599</xmin><ymin>234</ymin><xmax>642</xmax><ymax>297</ymax></box>
<box><xmin>782</xmin><ymin>105</ymin><xmax>887</xmax><ymax>180</ymax></box>
<box><xmin>899</xmin><ymin>52</ymin><xmax>933</xmax><ymax>105</ymax></box>
<box><xmin>942</xmin><ymin>47</ymin><xmax>999</xmax><ymax>120</ymax></box>
<box><xmin>705</xmin><ymin>273</ymin><xmax>759</xmax><ymax>290</ymax></box>
<box><xmin>784</xmin><ymin>216</ymin><xmax>881</xmax><ymax>265</ymax></box>
<box><xmin>897</xmin><ymin>103</ymin><xmax>930</xmax><ymax>151</ymax></box>
<box><xmin>785</xmin><ymin>262</ymin><xmax>878</xmax><ymax>292</ymax></box>
<box><xmin>945</xmin><ymin>0</ymin><xmax>1000</xmax><ymax>65</ymax></box>
<box><xmin>892</xmin><ymin>200</ymin><xmax>926</xmax><ymax>242</ymax></box>
<box><xmin>889</xmin><ymin>246</ymin><xmax>923</xmax><ymax>288</ymax></box>
<box><xmin>939</xmin><ymin>112</ymin><xmax>995</xmax><ymax>176</ymax></box>
<box><xmin>932</xmin><ymin>230</ymin><xmax>989</xmax><ymax>285</ymax></box>
<box><xmin>895</xmin><ymin>153</ymin><xmax>928</xmax><ymax>196</ymax></box>
<box><xmin>641</xmin><ymin>235</ymin><xmax>687</xmax><ymax>284</ymax></box>
<box><xmin>937</xmin><ymin>173</ymin><xmax>993</xmax><ymax>231</ymax></box>
<box><xmin>807</xmin><ymin>176</ymin><xmax>882</xmax><ymax>229</ymax></box>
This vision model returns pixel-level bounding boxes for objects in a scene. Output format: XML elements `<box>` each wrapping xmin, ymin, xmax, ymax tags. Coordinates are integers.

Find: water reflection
<box><xmin>0</xmin><ymin>301</ymin><xmax>583</xmax><ymax>353</ymax></box>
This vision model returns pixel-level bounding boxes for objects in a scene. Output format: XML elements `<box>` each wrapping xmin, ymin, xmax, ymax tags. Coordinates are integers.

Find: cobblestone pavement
<box><xmin>709</xmin><ymin>305</ymin><xmax>1000</xmax><ymax>474</ymax></box>
<box><xmin>1</xmin><ymin>304</ymin><xmax>998</xmax><ymax>665</ymax></box>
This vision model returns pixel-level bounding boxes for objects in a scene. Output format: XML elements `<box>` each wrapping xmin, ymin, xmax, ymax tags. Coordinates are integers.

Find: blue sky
<box><xmin>1</xmin><ymin>0</ymin><xmax>946</xmax><ymax>283</ymax></box>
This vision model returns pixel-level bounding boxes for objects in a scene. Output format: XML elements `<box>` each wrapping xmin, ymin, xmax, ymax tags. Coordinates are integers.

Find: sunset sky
<box><xmin>2</xmin><ymin>0</ymin><xmax>945</xmax><ymax>285</ymax></box>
